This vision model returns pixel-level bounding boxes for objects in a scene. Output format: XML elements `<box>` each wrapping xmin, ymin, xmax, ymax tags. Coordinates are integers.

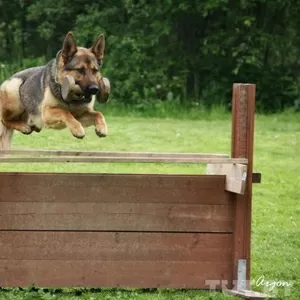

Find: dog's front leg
<box><xmin>43</xmin><ymin>107</ymin><xmax>85</xmax><ymax>139</ymax></box>
<box><xmin>77</xmin><ymin>109</ymin><xmax>107</xmax><ymax>138</ymax></box>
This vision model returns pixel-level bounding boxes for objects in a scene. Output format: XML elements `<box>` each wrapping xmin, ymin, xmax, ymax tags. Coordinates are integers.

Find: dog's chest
<box><xmin>67</xmin><ymin>104</ymin><xmax>90</xmax><ymax>117</ymax></box>
<box><xmin>42</xmin><ymin>87</ymin><xmax>95</xmax><ymax>115</ymax></box>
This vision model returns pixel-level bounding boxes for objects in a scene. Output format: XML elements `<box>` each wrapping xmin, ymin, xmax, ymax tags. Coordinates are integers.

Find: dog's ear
<box><xmin>90</xmin><ymin>34</ymin><xmax>105</xmax><ymax>63</ymax></box>
<box><xmin>61</xmin><ymin>32</ymin><xmax>77</xmax><ymax>64</ymax></box>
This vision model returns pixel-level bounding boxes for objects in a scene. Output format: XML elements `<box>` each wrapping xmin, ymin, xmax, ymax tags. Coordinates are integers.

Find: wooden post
<box><xmin>231</xmin><ymin>83</ymin><xmax>256</xmax><ymax>289</ymax></box>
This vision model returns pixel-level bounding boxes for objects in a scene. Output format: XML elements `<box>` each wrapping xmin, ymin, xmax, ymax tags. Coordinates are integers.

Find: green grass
<box><xmin>0</xmin><ymin>109</ymin><xmax>299</xmax><ymax>300</ymax></box>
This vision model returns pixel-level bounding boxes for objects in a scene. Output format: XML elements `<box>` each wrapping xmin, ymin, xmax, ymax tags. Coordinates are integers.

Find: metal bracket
<box><xmin>226</xmin><ymin>259</ymin><xmax>275</xmax><ymax>298</ymax></box>
<box><xmin>237</xmin><ymin>259</ymin><xmax>247</xmax><ymax>290</ymax></box>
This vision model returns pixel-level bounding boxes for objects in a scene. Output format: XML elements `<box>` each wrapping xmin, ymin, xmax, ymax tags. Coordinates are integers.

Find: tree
<box><xmin>0</xmin><ymin>0</ymin><xmax>300</xmax><ymax>112</ymax></box>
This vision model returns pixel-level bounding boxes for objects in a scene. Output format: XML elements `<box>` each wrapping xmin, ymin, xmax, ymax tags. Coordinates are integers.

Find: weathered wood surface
<box><xmin>0</xmin><ymin>149</ymin><xmax>229</xmax><ymax>158</ymax></box>
<box><xmin>0</xmin><ymin>173</ymin><xmax>234</xmax><ymax>232</ymax></box>
<box><xmin>0</xmin><ymin>232</ymin><xmax>232</xmax><ymax>288</ymax></box>
<box><xmin>231</xmin><ymin>83</ymin><xmax>256</xmax><ymax>289</ymax></box>
<box><xmin>0</xmin><ymin>173</ymin><xmax>231</xmax><ymax>204</ymax></box>
<box><xmin>207</xmin><ymin>163</ymin><xmax>248</xmax><ymax>194</ymax></box>
<box><xmin>0</xmin><ymin>202</ymin><xmax>233</xmax><ymax>232</ymax></box>
<box><xmin>0</xmin><ymin>156</ymin><xmax>247</xmax><ymax>164</ymax></box>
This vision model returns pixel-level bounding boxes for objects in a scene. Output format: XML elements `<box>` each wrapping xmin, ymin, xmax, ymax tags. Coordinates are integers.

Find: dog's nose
<box><xmin>87</xmin><ymin>85</ymin><xmax>99</xmax><ymax>95</ymax></box>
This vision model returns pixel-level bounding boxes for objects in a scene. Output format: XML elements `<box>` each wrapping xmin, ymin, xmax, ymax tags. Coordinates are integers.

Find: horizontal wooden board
<box><xmin>0</xmin><ymin>232</ymin><xmax>232</xmax><ymax>262</ymax></box>
<box><xmin>0</xmin><ymin>232</ymin><xmax>232</xmax><ymax>288</ymax></box>
<box><xmin>0</xmin><ymin>173</ymin><xmax>232</xmax><ymax>205</ymax></box>
<box><xmin>0</xmin><ymin>149</ymin><xmax>230</xmax><ymax>158</ymax></box>
<box><xmin>0</xmin><ymin>156</ymin><xmax>248</xmax><ymax>164</ymax></box>
<box><xmin>0</xmin><ymin>202</ymin><xmax>234</xmax><ymax>232</ymax></box>
<box><xmin>0</xmin><ymin>259</ymin><xmax>231</xmax><ymax>288</ymax></box>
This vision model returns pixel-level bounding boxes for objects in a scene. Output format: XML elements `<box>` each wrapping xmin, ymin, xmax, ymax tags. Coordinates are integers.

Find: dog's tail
<box><xmin>0</xmin><ymin>91</ymin><xmax>14</xmax><ymax>151</ymax></box>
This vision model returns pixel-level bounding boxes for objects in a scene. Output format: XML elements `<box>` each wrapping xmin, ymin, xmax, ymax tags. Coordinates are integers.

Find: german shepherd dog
<box><xmin>0</xmin><ymin>32</ymin><xmax>108</xmax><ymax>150</ymax></box>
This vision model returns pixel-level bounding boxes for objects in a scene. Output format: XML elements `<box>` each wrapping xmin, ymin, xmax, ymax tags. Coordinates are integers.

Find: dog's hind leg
<box><xmin>0</xmin><ymin>92</ymin><xmax>14</xmax><ymax>150</ymax></box>
<box><xmin>2</xmin><ymin>119</ymin><xmax>32</xmax><ymax>134</ymax></box>
<box><xmin>0</xmin><ymin>82</ymin><xmax>33</xmax><ymax>135</ymax></box>
<box><xmin>77</xmin><ymin>109</ymin><xmax>107</xmax><ymax>137</ymax></box>
<box><xmin>0</xmin><ymin>91</ymin><xmax>32</xmax><ymax>134</ymax></box>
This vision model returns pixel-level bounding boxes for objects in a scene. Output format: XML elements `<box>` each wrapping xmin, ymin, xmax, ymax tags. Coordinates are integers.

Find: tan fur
<box><xmin>42</xmin><ymin>87</ymin><xmax>107</xmax><ymax>138</ymax></box>
<box><xmin>0</xmin><ymin>91</ymin><xmax>14</xmax><ymax>151</ymax></box>
<box><xmin>77</xmin><ymin>109</ymin><xmax>107</xmax><ymax>137</ymax></box>
<box><xmin>0</xmin><ymin>78</ymin><xmax>24</xmax><ymax>118</ymax></box>
<box><xmin>0</xmin><ymin>79</ymin><xmax>32</xmax><ymax>134</ymax></box>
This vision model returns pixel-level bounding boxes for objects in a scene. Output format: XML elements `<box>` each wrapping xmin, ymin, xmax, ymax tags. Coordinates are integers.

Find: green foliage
<box><xmin>1</xmin><ymin>0</ymin><xmax>300</xmax><ymax>112</ymax></box>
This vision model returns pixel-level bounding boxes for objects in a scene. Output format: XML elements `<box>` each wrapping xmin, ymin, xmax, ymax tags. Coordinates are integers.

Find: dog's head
<box><xmin>57</xmin><ymin>32</ymin><xmax>105</xmax><ymax>102</ymax></box>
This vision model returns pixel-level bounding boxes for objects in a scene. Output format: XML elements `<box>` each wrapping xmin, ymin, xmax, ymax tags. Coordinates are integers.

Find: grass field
<box><xmin>0</xmin><ymin>109</ymin><xmax>299</xmax><ymax>300</ymax></box>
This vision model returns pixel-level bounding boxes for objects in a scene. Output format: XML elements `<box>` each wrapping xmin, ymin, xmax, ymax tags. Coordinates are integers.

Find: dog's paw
<box><xmin>95</xmin><ymin>123</ymin><xmax>107</xmax><ymax>138</ymax></box>
<box><xmin>70</xmin><ymin>124</ymin><xmax>85</xmax><ymax>139</ymax></box>
<box><xmin>21</xmin><ymin>124</ymin><xmax>33</xmax><ymax>135</ymax></box>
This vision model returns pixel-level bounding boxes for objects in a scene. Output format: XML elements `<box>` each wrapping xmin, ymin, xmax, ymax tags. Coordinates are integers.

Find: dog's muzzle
<box><xmin>73</xmin><ymin>93</ymin><xmax>93</xmax><ymax>103</ymax></box>
<box><xmin>61</xmin><ymin>75</ymin><xmax>110</xmax><ymax>104</ymax></box>
<box><xmin>86</xmin><ymin>84</ymin><xmax>99</xmax><ymax>96</ymax></box>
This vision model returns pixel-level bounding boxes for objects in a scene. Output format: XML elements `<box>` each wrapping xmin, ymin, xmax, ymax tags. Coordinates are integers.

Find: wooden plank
<box><xmin>0</xmin><ymin>156</ymin><xmax>248</xmax><ymax>164</ymax></box>
<box><xmin>0</xmin><ymin>232</ymin><xmax>232</xmax><ymax>262</ymax></box>
<box><xmin>0</xmin><ymin>259</ymin><xmax>231</xmax><ymax>288</ymax></box>
<box><xmin>207</xmin><ymin>163</ymin><xmax>248</xmax><ymax>194</ymax></box>
<box><xmin>0</xmin><ymin>232</ymin><xmax>232</xmax><ymax>288</ymax></box>
<box><xmin>231</xmin><ymin>83</ymin><xmax>256</xmax><ymax>289</ymax></box>
<box><xmin>0</xmin><ymin>202</ymin><xmax>234</xmax><ymax>232</ymax></box>
<box><xmin>0</xmin><ymin>149</ymin><xmax>230</xmax><ymax>158</ymax></box>
<box><xmin>0</xmin><ymin>173</ymin><xmax>233</xmax><ymax>205</ymax></box>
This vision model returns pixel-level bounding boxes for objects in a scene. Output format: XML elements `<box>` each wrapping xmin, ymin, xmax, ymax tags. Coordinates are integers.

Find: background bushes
<box><xmin>1</xmin><ymin>0</ymin><xmax>300</xmax><ymax>112</ymax></box>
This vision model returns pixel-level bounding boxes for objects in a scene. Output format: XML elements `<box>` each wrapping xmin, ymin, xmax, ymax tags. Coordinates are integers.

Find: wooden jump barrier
<box><xmin>0</xmin><ymin>84</ymin><xmax>268</xmax><ymax>298</ymax></box>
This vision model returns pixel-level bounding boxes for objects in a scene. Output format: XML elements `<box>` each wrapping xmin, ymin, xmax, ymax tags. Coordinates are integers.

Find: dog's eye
<box><xmin>92</xmin><ymin>68</ymin><xmax>98</xmax><ymax>74</ymax></box>
<box><xmin>76</xmin><ymin>68</ymin><xmax>85</xmax><ymax>74</ymax></box>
